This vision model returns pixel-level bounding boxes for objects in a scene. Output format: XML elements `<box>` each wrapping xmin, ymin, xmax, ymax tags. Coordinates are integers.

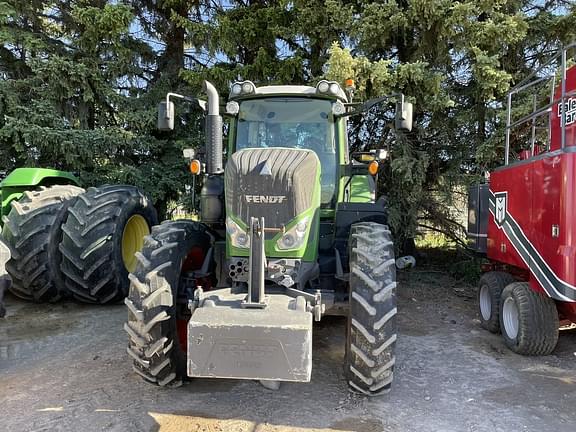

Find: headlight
<box><xmin>231</xmin><ymin>83</ymin><xmax>242</xmax><ymax>95</ymax></box>
<box><xmin>277</xmin><ymin>217</ymin><xmax>309</xmax><ymax>250</ymax></box>
<box><xmin>242</xmin><ymin>82</ymin><xmax>255</xmax><ymax>94</ymax></box>
<box><xmin>332</xmin><ymin>100</ymin><xmax>346</xmax><ymax>116</ymax></box>
<box><xmin>226</xmin><ymin>217</ymin><xmax>250</xmax><ymax>248</ymax></box>
<box><xmin>317</xmin><ymin>81</ymin><xmax>330</xmax><ymax>93</ymax></box>
<box><xmin>226</xmin><ymin>101</ymin><xmax>239</xmax><ymax>115</ymax></box>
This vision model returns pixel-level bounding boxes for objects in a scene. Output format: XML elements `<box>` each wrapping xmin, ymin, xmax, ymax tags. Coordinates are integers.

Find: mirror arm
<box><xmin>165</xmin><ymin>92</ymin><xmax>207</xmax><ymax>113</ymax></box>
<box><xmin>340</xmin><ymin>93</ymin><xmax>403</xmax><ymax>117</ymax></box>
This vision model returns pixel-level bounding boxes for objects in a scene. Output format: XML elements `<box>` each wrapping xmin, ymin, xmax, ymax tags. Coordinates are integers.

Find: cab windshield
<box><xmin>235</xmin><ymin>97</ymin><xmax>337</xmax><ymax>206</ymax></box>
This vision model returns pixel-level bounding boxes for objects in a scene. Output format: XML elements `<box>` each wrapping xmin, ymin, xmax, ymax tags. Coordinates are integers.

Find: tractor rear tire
<box><xmin>59</xmin><ymin>185</ymin><xmax>157</xmax><ymax>304</ymax></box>
<box><xmin>124</xmin><ymin>220</ymin><xmax>213</xmax><ymax>386</ymax></box>
<box><xmin>345</xmin><ymin>222</ymin><xmax>397</xmax><ymax>396</ymax></box>
<box><xmin>2</xmin><ymin>185</ymin><xmax>84</xmax><ymax>302</ymax></box>
<box><xmin>499</xmin><ymin>282</ymin><xmax>559</xmax><ymax>355</ymax></box>
<box><xmin>478</xmin><ymin>271</ymin><xmax>515</xmax><ymax>333</ymax></box>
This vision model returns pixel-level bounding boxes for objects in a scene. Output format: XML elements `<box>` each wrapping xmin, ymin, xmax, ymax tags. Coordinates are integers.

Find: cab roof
<box><xmin>230</xmin><ymin>81</ymin><xmax>349</xmax><ymax>103</ymax></box>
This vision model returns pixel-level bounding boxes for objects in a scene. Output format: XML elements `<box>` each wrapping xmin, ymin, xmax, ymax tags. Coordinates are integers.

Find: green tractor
<box><xmin>0</xmin><ymin>168</ymin><xmax>83</xmax><ymax>308</ymax></box>
<box><xmin>0</xmin><ymin>168</ymin><xmax>157</xmax><ymax>307</ymax></box>
<box><xmin>125</xmin><ymin>80</ymin><xmax>412</xmax><ymax>395</ymax></box>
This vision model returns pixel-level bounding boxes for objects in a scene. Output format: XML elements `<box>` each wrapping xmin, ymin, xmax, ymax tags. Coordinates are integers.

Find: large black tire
<box><xmin>345</xmin><ymin>222</ymin><xmax>397</xmax><ymax>396</ymax></box>
<box><xmin>59</xmin><ymin>185</ymin><xmax>157</xmax><ymax>304</ymax></box>
<box><xmin>478</xmin><ymin>271</ymin><xmax>515</xmax><ymax>333</ymax></box>
<box><xmin>125</xmin><ymin>220</ymin><xmax>213</xmax><ymax>386</ymax></box>
<box><xmin>2</xmin><ymin>185</ymin><xmax>84</xmax><ymax>302</ymax></box>
<box><xmin>499</xmin><ymin>282</ymin><xmax>559</xmax><ymax>355</ymax></box>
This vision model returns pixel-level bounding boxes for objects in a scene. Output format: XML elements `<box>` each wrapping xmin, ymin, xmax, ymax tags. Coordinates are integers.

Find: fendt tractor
<box><xmin>468</xmin><ymin>44</ymin><xmax>576</xmax><ymax>355</ymax></box>
<box><xmin>124</xmin><ymin>79</ymin><xmax>413</xmax><ymax>395</ymax></box>
<box><xmin>0</xmin><ymin>167</ymin><xmax>158</xmax><ymax>308</ymax></box>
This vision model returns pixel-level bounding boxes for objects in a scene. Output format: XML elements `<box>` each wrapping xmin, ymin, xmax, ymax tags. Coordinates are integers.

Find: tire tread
<box><xmin>500</xmin><ymin>282</ymin><xmax>559</xmax><ymax>355</ymax></box>
<box><xmin>125</xmin><ymin>220</ymin><xmax>212</xmax><ymax>386</ymax></box>
<box><xmin>2</xmin><ymin>185</ymin><xmax>84</xmax><ymax>302</ymax></box>
<box><xmin>346</xmin><ymin>222</ymin><xmax>397</xmax><ymax>396</ymax></box>
<box><xmin>478</xmin><ymin>271</ymin><xmax>515</xmax><ymax>333</ymax></box>
<box><xmin>59</xmin><ymin>185</ymin><xmax>157</xmax><ymax>304</ymax></box>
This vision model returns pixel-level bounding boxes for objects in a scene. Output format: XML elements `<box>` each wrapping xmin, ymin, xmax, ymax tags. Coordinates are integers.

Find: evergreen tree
<box><xmin>0</xmin><ymin>0</ymin><xmax>573</xmax><ymax>239</ymax></box>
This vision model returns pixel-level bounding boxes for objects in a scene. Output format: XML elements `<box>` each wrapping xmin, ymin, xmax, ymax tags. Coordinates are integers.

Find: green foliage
<box><xmin>0</xmin><ymin>0</ymin><xmax>202</xmax><ymax>217</ymax></box>
<box><xmin>415</xmin><ymin>233</ymin><xmax>481</xmax><ymax>284</ymax></box>
<box><xmin>324</xmin><ymin>1</ymin><xmax>572</xmax><ymax>250</ymax></box>
<box><xmin>415</xmin><ymin>232</ymin><xmax>456</xmax><ymax>250</ymax></box>
<box><xmin>0</xmin><ymin>0</ymin><xmax>573</xmax><ymax>236</ymax></box>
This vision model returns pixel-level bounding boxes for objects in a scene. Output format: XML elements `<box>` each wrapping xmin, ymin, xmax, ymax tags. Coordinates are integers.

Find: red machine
<box><xmin>468</xmin><ymin>45</ymin><xmax>576</xmax><ymax>355</ymax></box>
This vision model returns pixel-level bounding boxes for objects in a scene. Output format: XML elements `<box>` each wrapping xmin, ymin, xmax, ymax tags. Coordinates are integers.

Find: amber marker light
<box><xmin>368</xmin><ymin>160</ymin><xmax>379</xmax><ymax>176</ymax></box>
<box><xmin>345</xmin><ymin>78</ymin><xmax>355</xmax><ymax>88</ymax></box>
<box><xmin>189</xmin><ymin>159</ymin><xmax>202</xmax><ymax>175</ymax></box>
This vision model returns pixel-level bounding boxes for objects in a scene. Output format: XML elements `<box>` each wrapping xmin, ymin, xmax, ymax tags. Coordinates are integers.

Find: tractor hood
<box><xmin>224</xmin><ymin>148</ymin><xmax>321</xmax><ymax>259</ymax></box>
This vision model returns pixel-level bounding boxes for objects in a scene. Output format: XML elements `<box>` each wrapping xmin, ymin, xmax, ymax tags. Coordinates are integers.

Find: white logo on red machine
<box><xmin>494</xmin><ymin>191</ymin><xmax>508</xmax><ymax>227</ymax></box>
<box><xmin>245</xmin><ymin>195</ymin><xmax>287</xmax><ymax>204</ymax></box>
<box><xmin>558</xmin><ymin>97</ymin><xmax>576</xmax><ymax>126</ymax></box>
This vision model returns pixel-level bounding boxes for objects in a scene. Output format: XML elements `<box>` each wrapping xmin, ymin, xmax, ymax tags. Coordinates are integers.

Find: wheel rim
<box><xmin>502</xmin><ymin>296</ymin><xmax>519</xmax><ymax>339</ymax></box>
<box><xmin>479</xmin><ymin>284</ymin><xmax>492</xmax><ymax>321</ymax></box>
<box><xmin>122</xmin><ymin>214</ymin><xmax>150</xmax><ymax>273</ymax></box>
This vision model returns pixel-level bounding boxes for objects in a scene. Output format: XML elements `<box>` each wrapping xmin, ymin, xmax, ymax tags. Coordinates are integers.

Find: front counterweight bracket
<box><xmin>242</xmin><ymin>216</ymin><xmax>268</xmax><ymax>308</ymax></box>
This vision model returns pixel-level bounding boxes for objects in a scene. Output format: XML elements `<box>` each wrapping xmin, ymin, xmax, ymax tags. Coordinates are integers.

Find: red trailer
<box><xmin>468</xmin><ymin>45</ymin><xmax>576</xmax><ymax>355</ymax></box>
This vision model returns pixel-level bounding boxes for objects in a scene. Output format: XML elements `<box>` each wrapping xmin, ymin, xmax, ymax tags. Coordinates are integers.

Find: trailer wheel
<box><xmin>2</xmin><ymin>185</ymin><xmax>84</xmax><ymax>302</ymax></box>
<box><xmin>478</xmin><ymin>271</ymin><xmax>515</xmax><ymax>333</ymax></box>
<box><xmin>124</xmin><ymin>220</ymin><xmax>213</xmax><ymax>386</ymax></box>
<box><xmin>345</xmin><ymin>222</ymin><xmax>397</xmax><ymax>396</ymax></box>
<box><xmin>59</xmin><ymin>185</ymin><xmax>157</xmax><ymax>304</ymax></box>
<box><xmin>499</xmin><ymin>282</ymin><xmax>559</xmax><ymax>355</ymax></box>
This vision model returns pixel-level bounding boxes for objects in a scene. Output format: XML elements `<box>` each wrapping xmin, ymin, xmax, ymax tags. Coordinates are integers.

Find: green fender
<box><xmin>0</xmin><ymin>168</ymin><xmax>80</xmax><ymax>222</ymax></box>
<box><xmin>349</xmin><ymin>174</ymin><xmax>376</xmax><ymax>203</ymax></box>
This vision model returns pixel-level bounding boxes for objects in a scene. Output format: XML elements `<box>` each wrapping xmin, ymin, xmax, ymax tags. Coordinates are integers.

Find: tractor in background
<box><xmin>0</xmin><ymin>168</ymin><xmax>82</xmax><ymax>310</ymax></box>
<box><xmin>124</xmin><ymin>79</ymin><xmax>412</xmax><ymax>395</ymax></box>
<box><xmin>0</xmin><ymin>167</ymin><xmax>157</xmax><ymax>309</ymax></box>
<box><xmin>468</xmin><ymin>44</ymin><xmax>576</xmax><ymax>355</ymax></box>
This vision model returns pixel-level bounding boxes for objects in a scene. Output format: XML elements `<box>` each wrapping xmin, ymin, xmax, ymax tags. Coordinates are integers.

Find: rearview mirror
<box><xmin>352</xmin><ymin>152</ymin><xmax>376</xmax><ymax>163</ymax></box>
<box><xmin>183</xmin><ymin>148</ymin><xmax>196</xmax><ymax>160</ymax></box>
<box><xmin>158</xmin><ymin>101</ymin><xmax>175</xmax><ymax>131</ymax></box>
<box><xmin>395</xmin><ymin>98</ymin><xmax>413</xmax><ymax>132</ymax></box>
<box><xmin>351</xmin><ymin>149</ymin><xmax>388</xmax><ymax>163</ymax></box>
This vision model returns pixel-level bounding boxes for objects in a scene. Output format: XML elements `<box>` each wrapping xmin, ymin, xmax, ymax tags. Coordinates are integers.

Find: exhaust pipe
<box><xmin>202</xmin><ymin>81</ymin><xmax>223</xmax><ymax>175</ymax></box>
<box><xmin>200</xmin><ymin>81</ymin><xmax>224</xmax><ymax>223</ymax></box>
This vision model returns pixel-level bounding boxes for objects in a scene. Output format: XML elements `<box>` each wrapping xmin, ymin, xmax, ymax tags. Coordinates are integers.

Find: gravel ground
<box><xmin>1</xmin><ymin>269</ymin><xmax>575</xmax><ymax>432</ymax></box>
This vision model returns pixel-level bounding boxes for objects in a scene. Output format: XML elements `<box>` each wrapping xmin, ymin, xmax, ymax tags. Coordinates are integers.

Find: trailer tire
<box><xmin>59</xmin><ymin>185</ymin><xmax>157</xmax><ymax>304</ymax></box>
<box><xmin>478</xmin><ymin>271</ymin><xmax>515</xmax><ymax>333</ymax></box>
<box><xmin>345</xmin><ymin>222</ymin><xmax>397</xmax><ymax>396</ymax></box>
<box><xmin>2</xmin><ymin>185</ymin><xmax>84</xmax><ymax>302</ymax></box>
<box><xmin>125</xmin><ymin>220</ymin><xmax>213</xmax><ymax>386</ymax></box>
<box><xmin>499</xmin><ymin>282</ymin><xmax>559</xmax><ymax>355</ymax></box>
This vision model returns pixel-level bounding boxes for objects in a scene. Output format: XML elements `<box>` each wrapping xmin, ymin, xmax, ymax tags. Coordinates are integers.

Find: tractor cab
<box><xmin>229</xmin><ymin>90</ymin><xmax>342</xmax><ymax>207</ymax></box>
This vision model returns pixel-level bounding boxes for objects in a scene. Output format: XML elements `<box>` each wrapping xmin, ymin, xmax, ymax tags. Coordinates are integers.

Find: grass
<box><xmin>414</xmin><ymin>232</ymin><xmax>482</xmax><ymax>285</ymax></box>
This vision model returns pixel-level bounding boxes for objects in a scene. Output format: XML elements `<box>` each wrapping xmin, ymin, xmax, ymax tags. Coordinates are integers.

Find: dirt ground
<box><xmin>1</xmin><ymin>268</ymin><xmax>575</xmax><ymax>432</ymax></box>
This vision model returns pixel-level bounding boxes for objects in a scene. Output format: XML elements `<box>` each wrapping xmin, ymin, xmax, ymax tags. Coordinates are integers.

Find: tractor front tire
<box><xmin>478</xmin><ymin>271</ymin><xmax>515</xmax><ymax>333</ymax></box>
<box><xmin>59</xmin><ymin>185</ymin><xmax>157</xmax><ymax>304</ymax></box>
<box><xmin>345</xmin><ymin>222</ymin><xmax>397</xmax><ymax>396</ymax></box>
<box><xmin>125</xmin><ymin>220</ymin><xmax>213</xmax><ymax>386</ymax></box>
<box><xmin>499</xmin><ymin>282</ymin><xmax>559</xmax><ymax>355</ymax></box>
<box><xmin>2</xmin><ymin>185</ymin><xmax>84</xmax><ymax>302</ymax></box>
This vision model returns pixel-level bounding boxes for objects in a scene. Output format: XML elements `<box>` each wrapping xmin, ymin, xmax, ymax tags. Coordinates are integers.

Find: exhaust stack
<box><xmin>203</xmin><ymin>81</ymin><xmax>223</xmax><ymax>175</ymax></box>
